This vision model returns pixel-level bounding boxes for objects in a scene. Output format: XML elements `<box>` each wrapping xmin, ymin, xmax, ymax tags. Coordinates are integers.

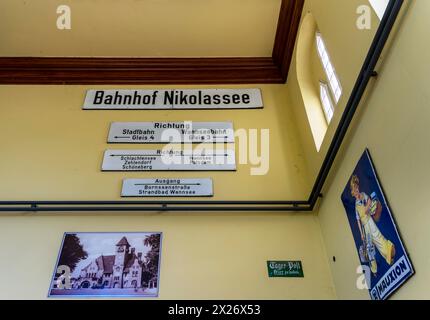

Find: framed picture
<box><xmin>341</xmin><ymin>149</ymin><xmax>414</xmax><ymax>300</ymax></box>
<box><xmin>48</xmin><ymin>232</ymin><xmax>162</xmax><ymax>298</ymax></box>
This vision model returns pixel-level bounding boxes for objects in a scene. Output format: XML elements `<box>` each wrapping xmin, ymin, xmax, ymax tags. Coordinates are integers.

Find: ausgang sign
<box><xmin>83</xmin><ymin>89</ymin><xmax>263</xmax><ymax>110</ymax></box>
<box><xmin>101</xmin><ymin>149</ymin><xmax>236</xmax><ymax>171</ymax></box>
<box><xmin>121</xmin><ymin>178</ymin><xmax>213</xmax><ymax>197</ymax></box>
<box><xmin>108</xmin><ymin>122</ymin><xmax>234</xmax><ymax>143</ymax></box>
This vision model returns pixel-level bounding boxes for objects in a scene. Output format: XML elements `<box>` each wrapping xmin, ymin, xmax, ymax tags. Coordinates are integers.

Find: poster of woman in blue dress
<box><xmin>341</xmin><ymin>149</ymin><xmax>414</xmax><ymax>300</ymax></box>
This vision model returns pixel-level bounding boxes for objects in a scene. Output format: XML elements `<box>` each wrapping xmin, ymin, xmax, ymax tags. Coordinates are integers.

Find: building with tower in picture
<box><xmin>72</xmin><ymin>237</ymin><xmax>146</xmax><ymax>289</ymax></box>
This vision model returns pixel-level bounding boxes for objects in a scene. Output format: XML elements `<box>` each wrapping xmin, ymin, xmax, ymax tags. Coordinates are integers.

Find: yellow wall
<box><xmin>0</xmin><ymin>85</ymin><xmax>310</xmax><ymax>201</ymax></box>
<box><xmin>0</xmin><ymin>213</ymin><xmax>335</xmax><ymax>299</ymax></box>
<box><xmin>288</xmin><ymin>0</ymin><xmax>379</xmax><ymax>180</ymax></box>
<box><xmin>316</xmin><ymin>0</ymin><xmax>430</xmax><ymax>299</ymax></box>
<box><xmin>295</xmin><ymin>12</ymin><xmax>328</xmax><ymax>151</ymax></box>
<box><xmin>0</xmin><ymin>84</ymin><xmax>335</xmax><ymax>299</ymax></box>
<box><xmin>3</xmin><ymin>0</ymin><xmax>428</xmax><ymax>301</ymax></box>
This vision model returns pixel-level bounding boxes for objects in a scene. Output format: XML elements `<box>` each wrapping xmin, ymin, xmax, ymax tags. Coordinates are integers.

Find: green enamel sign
<box><xmin>267</xmin><ymin>261</ymin><xmax>304</xmax><ymax>278</ymax></box>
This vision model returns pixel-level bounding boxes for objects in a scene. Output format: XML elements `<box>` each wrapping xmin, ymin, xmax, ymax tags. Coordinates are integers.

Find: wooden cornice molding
<box><xmin>0</xmin><ymin>57</ymin><xmax>283</xmax><ymax>84</ymax></box>
<box><xmin>0</xmin><ymin>0</ymin><xmax>304</xmax><ymax>85</ymax></box>
<box><xmin>273</xmin><ymin>0</ymin><xmax>305</xmax><ymax>82</ymax></box>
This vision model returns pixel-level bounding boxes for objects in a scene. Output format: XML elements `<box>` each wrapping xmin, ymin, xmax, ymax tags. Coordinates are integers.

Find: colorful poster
<box><xmin>48</xmin><ymin>232</ymin><xmax>162</xmax><ymax>298</ymax></box>
<box><xmin>341</xmin><ymin>149</ymin><xmax>414</xmax><ymax>300</ymax></box>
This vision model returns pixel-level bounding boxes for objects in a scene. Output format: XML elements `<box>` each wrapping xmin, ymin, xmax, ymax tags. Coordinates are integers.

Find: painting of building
<box><xmin>49</xmin><ymin>232</ymin><xmax>162</xmax><ymax>297</ymax></box>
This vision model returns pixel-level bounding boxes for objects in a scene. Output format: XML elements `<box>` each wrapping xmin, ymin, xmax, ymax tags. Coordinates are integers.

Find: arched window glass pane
<box><xmin>369</xmin><ymin>0</ymin><xmax>389</xmax><ymax>20</ymax></box>
<box><xmin>316</xmin><ymin>32</ymin><xmax>342</xmax><ymax>103</ymax></box>
<box><xmin>320</xmin><ymin>82</ymin><xmax>335</xmax><ymax>124</ymax></box>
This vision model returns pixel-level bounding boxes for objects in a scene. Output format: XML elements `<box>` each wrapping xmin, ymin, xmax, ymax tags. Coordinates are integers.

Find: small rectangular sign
<box><xmin>108</xmin><ymin>122</ymin><xmax>234</xmax><ymax>144</ymax></box>
<box><xmin>101</xmin><ymin>149</ymin><xmax>236</xmax><ymax>171</ymax></box>
<box><xmin>83</xmin><ymin>89</ymin><xmax>263</xmax><ymax>110</ymax></box>
<box><xmin>122</xmin><ymin>178</ymin><xmax>213</xmax><ymax>197</ymax></box>
<box><xmin>267</xmin><ymin>261</ymin><xmax>304</xmax><ymax>278</ymax></box>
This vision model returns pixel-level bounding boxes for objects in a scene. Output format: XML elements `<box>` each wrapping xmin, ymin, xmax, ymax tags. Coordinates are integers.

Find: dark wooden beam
<box><xmin>272</xmin><ymin>0</ymin><xmax>305</xmax><ymax>82</ymax></box>
<box><xmin>0</xmin><ymin>57</ymin><xmax>283</xmax><ymax>84</ymax></box>
<box><xmin>0</xmin><ymin>1</ymin><xmax>304</xmax><ymax>85</ymax></box>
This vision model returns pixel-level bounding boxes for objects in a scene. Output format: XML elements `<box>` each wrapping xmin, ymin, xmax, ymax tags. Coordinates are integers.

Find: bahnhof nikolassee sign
<box><xmin>83</xmin><ymin>89</ymin><xmax>263</xmax><ymax>110</ymax></box>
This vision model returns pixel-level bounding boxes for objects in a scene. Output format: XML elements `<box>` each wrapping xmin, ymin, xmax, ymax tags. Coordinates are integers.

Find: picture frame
<box><xmin>341</xmin><ymin>149</ymin><xmax>414</xmax><ymax>300</ymax></box>
<box><xmin>48</xmin><ymin>232</ymin><xmax>162</xmax><ymax>298</ymax></box>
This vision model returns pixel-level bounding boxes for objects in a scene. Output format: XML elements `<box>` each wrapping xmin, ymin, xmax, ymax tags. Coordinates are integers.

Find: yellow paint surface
<box><xmin>288</xmin><ymin>0</ymin><xmax>379</xmax><ymax>180</ymax></box>
<box><xmin>315</xmin><ymin>1</ymin><xmax>430</xmax><ymax>299</ymax></box>
<box><xmin>0</xmin><ymin>213</ymin><xmax>335</xmax><ymax>299</ymax></box>
<box><xmin>3</xmin><ymin>0</ymin><xmax>428</xmax><ymax>301</ymax></box>
<box><xmin>0</xmin><ymin>0</ymin><xmax>281</xmax><ymax>57</ymax></box>
<box><xmin>0</xmin><ymin>84</ymin><xmax>335</xmax><ymax>299</ymax></box>
<box><xmin>0</xmin><ymin>85</ymin><xmax>310</xmax><ymax>201</ymax></box>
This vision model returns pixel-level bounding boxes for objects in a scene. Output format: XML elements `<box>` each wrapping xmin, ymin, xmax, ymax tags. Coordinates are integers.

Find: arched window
<box><xmin>296</xmin><ymin>12</ymin><xmax>329</xmax><ymax>151</ymax></box>
<box><xmin>316</xmin><ymin>32</ymin><xmax>342</xmax><ymax>104</ymax></box>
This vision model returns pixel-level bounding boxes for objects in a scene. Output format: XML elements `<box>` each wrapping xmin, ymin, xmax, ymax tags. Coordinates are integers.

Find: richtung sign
<box><xmin>108</xmin><ymin>122</ymin><xmax>234</xmax><ymax>144</ymax></box>
<box><xmin>101</xmin><ymin>149</ymin><xmax>236</xmax><ymax>171</ymax></box>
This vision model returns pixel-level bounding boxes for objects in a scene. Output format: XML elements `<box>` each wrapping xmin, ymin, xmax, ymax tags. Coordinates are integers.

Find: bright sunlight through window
<box><xmin>369</xmin><ymin>0</ymin><xmax>389</xmax><ymax>20</ymax></box>
<box><xmin>320</xmin><ymin>82</ymin><xmax>335</xmax><ymax>124</ymax></box>
<box><xmin>316</xmin><ymin>32</ymin><xmax>342</xmax><ymax>104</ymax></box>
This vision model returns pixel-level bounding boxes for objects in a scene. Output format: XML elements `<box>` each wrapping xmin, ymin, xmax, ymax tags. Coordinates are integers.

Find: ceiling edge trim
<box><xmin>0</xmin><ymin>0</ymin><xmax>304</xmax><ymax>85</ymax></box>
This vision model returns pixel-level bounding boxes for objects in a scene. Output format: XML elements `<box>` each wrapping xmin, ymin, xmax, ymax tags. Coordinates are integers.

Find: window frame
<box><xmin>315</xmin><ymin>32</ymin><xmax>342</xmax><ymax>104</ymax></box>
<box><xmin>319</xmin><ymin>81</ymin><xmax>335</xmax><ymax>124</ymax></box>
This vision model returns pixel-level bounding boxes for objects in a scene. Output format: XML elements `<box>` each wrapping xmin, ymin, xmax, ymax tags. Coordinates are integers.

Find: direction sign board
<box><xmin>121</xmin><ymin>178</ymin><xmax>213</xmax><ymax>197</ymax></box>
<box><xmin>108</xmin><ymin>122</ymin><xmax>234</xmax><ymax>143</ymax></box>
<box><xmin>101</xmin><ymin>149</ymin><xmax>236</xmax><ymax>171</ymax></box>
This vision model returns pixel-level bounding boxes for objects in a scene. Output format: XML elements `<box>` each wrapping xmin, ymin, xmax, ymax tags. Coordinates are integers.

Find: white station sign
<box><xmin>83</xmin><ymin>89</ymin><xmax>263</xmax><ymax>110</ymax></box>
<box><xmin>101</xmin><ymin>149</ymin><xmax>236</xmax><ymax>171</ymax></box>
<box><xmin>108</xmin><ymin>122</ymin><xmax>234</xmax><ymax>143</ymax></box>
<box><xmin>121</xmin><ymin>178</ymin><xmax>213</xmax><ymax>197</ymax></box>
